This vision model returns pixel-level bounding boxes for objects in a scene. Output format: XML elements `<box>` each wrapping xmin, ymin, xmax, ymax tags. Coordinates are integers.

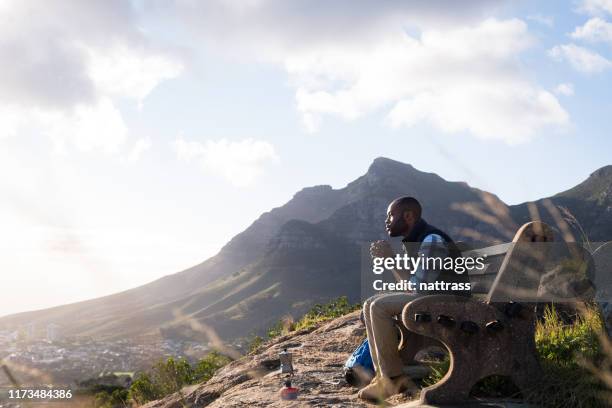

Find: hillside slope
<box><xmin>1</xmin><ymin>158</ymin><xmax>610</xmax><ymax>343</ymax></box>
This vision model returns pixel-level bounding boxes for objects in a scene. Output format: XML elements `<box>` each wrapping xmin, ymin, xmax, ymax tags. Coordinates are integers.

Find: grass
<box><xmin>424</xmin><ymin>303</ymin><xmax>611</xmax><ymax>407</ymax></box>
<box><xmin>246</xmin><ymin>296</ymin><xmax>360</xmax><ymax>353</ymax></box>
<box><xmin>529</xmin><ymin>304</ymin><xmax>610</xmax><ymax>408</ymax></box>
<box><xmin>293</xmin><ymin>296</ymin><xmax>361</xmax><ymax>331</ymax></box>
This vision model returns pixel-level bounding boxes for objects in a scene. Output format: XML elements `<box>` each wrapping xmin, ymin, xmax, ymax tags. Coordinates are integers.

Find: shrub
<box><xmin>128</xmin><ymin>372</ymin><xmax>159</xmax><ymax>405</ymax></box>
<box><xmin>193</xmin><ymin>351</ymin><xmax>231</xmax><ymax>383</ymax></box>
<box><xmin>128</xmin><ymin>353</ymin><xmax>231</xmax><ymax>405</ymax></box>
<box><xmin>246</xmin><ymin>334</ymin><xmax>264</xmax><ymax>354</ymax></box>
<box><xmin>93</xmin><ymin>388</ymin><xmax>129</xmax><ymax>408</ymax></box>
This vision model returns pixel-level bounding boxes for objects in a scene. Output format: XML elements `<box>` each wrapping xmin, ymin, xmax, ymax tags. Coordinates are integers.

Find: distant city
<box><xmin>0</xmin><ymin>324</ymin><xmax>213</xmax><ymax>387</ymax></box>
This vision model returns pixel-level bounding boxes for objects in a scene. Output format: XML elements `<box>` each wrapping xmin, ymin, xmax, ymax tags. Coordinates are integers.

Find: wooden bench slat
<box><xmin>461</xmin><ymin>243</ymin><xmax>512</xmax><ymax>260</ymax></box>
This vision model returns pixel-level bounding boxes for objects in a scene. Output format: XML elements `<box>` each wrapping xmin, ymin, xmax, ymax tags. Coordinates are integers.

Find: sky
<box><xmin>1</xmin><ymin>0</ymin><xmax>611</xmax><ymax>316</ymax></box>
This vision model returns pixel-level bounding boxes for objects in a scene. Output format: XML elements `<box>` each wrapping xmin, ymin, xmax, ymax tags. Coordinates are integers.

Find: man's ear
<box><xmin>403</xmin><ymin>210</ymin><xmax>414</xmax><ymax>224</ymax></box>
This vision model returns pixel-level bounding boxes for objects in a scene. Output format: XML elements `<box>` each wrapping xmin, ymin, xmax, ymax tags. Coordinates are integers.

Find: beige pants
<box><xmin>363</xmin><ymin>292</ymin><xmax>420</xmax><ymax>378</ymax></box>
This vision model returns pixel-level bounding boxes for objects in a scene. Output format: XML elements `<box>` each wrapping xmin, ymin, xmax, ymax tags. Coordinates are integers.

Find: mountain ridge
<box><xmin>1</xmin><ymin>157</ymin><xmax>610</xmax><ymax>343</ymax></box>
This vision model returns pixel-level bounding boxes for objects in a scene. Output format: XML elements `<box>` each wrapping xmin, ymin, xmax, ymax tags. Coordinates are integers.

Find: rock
<box><xmin>142</xmin><ymin>311</ymin><xmax>536</xmax><ymax>408</ymax></box>
<box><xmin>142</xmin><ymin>311</ymin><xmax>412</xmax><ymax>407</ymax></box>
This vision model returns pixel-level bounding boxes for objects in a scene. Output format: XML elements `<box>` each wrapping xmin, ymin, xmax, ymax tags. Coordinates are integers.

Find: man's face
<box><xmin>385</xmin><ymin>202</ymin><xmax>413</xmax><ymax>237</ymax></box>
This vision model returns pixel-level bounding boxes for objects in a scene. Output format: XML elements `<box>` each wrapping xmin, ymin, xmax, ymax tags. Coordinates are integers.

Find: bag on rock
<box><xmin>343</xmin><ymin>338</ymin><xmax>375</xmax><ymax>388</ymax></box>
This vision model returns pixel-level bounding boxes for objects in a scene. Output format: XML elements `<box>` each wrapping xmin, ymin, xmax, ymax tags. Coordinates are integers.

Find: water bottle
<box><xmin>279</xmin><ymin>348</ymin><xmax>294</xmax><ymax>375</ymax></box>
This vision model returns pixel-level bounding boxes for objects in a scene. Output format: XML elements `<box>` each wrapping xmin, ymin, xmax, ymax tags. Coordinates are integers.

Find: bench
<box><xmin>398</xmin><ymin>221</ymin><xmax>559</xmax><ymax>404</ymax></box>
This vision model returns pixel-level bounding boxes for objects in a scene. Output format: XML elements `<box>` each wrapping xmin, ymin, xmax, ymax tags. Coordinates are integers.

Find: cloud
<box><xmin>386</xmin><ymin>84</ymin><xmax>567</xmax><ymax>144</ymax></box>
<box><xmin>572</xmin><ymin>17</ymin><xmax>612</xmax><ymax>43</ymax></box>
<box><xmin>42</xmin><ymin>98</ymin><xmax>128</xmax><ymax>153</ymax></box>
<box><xmin>126</xmin><ymin>137</ymin><xmax>152</xmax><ymax>162</ymax></box>
<box><xmin>554</xmin><ymin>83</ymin><xmax>575</xmax><ymax>96</ymax></box>
<box><xmin>289</xmin><ymin>18</ymin><xmax>566</xmax><ymax>142</ymax></box>
<box><xmin>0</xmin><ymin>0</ymin><xmax>183</xmax><ymax>152</ymax></box>
<box><xmin>86</xmin><ymin>45</ymin><xmax>184</xmax><ymax>104</ymax></box>
<box><xmin>579</xmin><ymin>0</ymin><xmax>612</xmax><ymax>15</ymax></box>
<box><xmin>173</xmin><ymin>137</ymin><xmax>279</xmax><ymax>186</ymax></box>
<box><xmin>169</xmin><ymin>2</ymin><xmax>567</xmax><ymax>143</ymax></box>
<box><xmin>170</xmin><ymin>0</ymin><xmax>498</xmax><ymax>61</ymax></box>
<box><xmin>549</xmin><ymin>43</ymin><xmax>612</xmax><ymax>73</ymax></box>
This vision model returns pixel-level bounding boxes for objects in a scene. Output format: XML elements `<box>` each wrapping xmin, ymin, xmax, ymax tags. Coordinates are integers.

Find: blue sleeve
<box><xmin>409</xmin><ymin>234</ymin><xmax>449</xmax><ymax>287</ymax></box>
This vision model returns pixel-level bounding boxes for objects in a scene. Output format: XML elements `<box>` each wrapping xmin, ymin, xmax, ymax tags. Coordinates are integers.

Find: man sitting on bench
<box><xmin>359</xmin><ymin>196</ymin><xmax>469</xmax><ymax>401</ymax></box>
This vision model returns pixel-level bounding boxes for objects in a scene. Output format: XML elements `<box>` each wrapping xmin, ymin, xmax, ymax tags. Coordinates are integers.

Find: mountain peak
<box><xmin>555</xmin><ymin>164</ymin><xmax>612</xmax><ymax>203</ymax></box>
<box><xmin>590</xmin><ymin>165</ymin><xmax>612</xmax><ymax>179</ymax></box>
<box><xmin>368</xmin><ymin>157</ymin><xmax>416</xmax><ymax>174</ymax></box>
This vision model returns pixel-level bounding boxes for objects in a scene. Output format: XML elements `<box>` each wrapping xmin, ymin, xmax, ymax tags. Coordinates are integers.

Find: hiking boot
<box><xmin>357</xmin><ymin>374</ymin><xmax>414</xmax><ymax>401</ymax></box>
<box><xmin>357</xmin><ymin>376</ymin><xmax>383</xmax><ymax>401</ymax></box>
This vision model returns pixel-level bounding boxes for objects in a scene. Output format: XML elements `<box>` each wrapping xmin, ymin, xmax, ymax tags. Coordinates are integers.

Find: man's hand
<box><xmin>370</xmin><ymin>240</ymin><xmax>395</xmax><ymax>259</ymax></box>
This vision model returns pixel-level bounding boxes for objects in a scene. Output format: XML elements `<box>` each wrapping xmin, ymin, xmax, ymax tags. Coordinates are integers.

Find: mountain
<box><xmin>510</xmin><ymin>165</ymin><xmax>612</xmax><ymax>241</ymax></box>
<box><xmin>1</xmin><ymin>158</ymin><xmax>610</xmax><ymax>343</ymax></box>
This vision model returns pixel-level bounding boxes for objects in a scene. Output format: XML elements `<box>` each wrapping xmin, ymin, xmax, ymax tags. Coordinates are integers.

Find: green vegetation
<box><xmin>76</xmin><ymin>374</ymin><xmax>131</xmax><ymax>408</ymax></box>
<box><xmin>535</xmin><ymin>304</ymin><xmax>602</xmax><ymax>363</ymax></box>
<box><xmin>247</xmin><ymin>296</ymin><xmax>360</xmax><ymax>353</ymax></box>
<box><xmin>128</xmin><ymin>357</ymin><xmax>193</xmax><ymax>405</ymax></box>
<box><xmin>129</xmin><ymin>352</ymin><xmax>231</xmax><ymax>405</ymax></box>
<box><xmin>530</xmin><ymin>304</ymin><xmax>609</xmax><ymax>408</ymax></box>
<box><xmin>424</xmin><ymin>304</ymin><xmax>610</xmax><ymax>408</ymax></box>
<box><xmin>293</xmin><ymin>296</ymin><xmax>361</xmax><ymax>331</ymax></box>
<box><xmin>85</xmin><ymin>352</ymin><xmax>231</xmax><ymax>407</ymax></box>
<box><xmin>93</xmin><ymin>388</ymin><xmax>129</xmax><ymax>408</ymax></box>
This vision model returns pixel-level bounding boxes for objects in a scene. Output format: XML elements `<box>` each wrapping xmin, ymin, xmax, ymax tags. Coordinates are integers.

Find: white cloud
<box><xmin>126</xmin><ymin>137</ymin><xmax>152</xmax><ymax>162</ymax></box>
<box><xmin>549</xmin><ymin>43</ymin><xmax>612</xmax><ymax>73</ymax></box>
<box><xmin>554</xmin><ymin>83</ymin><xmax>575</xmax><ymax>96</ymax></box>
<box><xmin>86</xmin><ymin>46</ymin><xmax>184</xmax><ymax>104</ymax></box>
<box><xmin>0</xmin><ymin>0</ymin><xmax>183</xmax><ymax>152</ymax></box>
<box><xmin>572</xmin><ymin>17</ymin><xmax>612</xmax><ymax>43</ymax></box>
<box><xmin>41</xmin><ymin>98</ymin><xmax>129</xmax><ymax>154</ymax></box>
<box><xmin>579</xmin><ymin>0</ymin><xmax>612</xmax><ymax>15</ymax></box>
<box><xmin>1</xmin><ymin>98</ymin><xmax>128</xmax><ymax>153</ymax></box>
<box><xmin>173</xmin><ymin>138</ymin><xmax>279</xmax><ymax>186</ymax></box>
<box><xmin>289</xmin><ymin>19</ymin><xmax>566</xmax><ymax>142</ymax></box>
<box><xmin>169</xmin><ymin>2</ymin><xmax>568</xmax><ymax>143</ymax></box>
<box><xmin>171</xmin><ymin>0</ymin><xmax>498</xmax><ymax>61</ymax></box>
<box><xmin>386</xmin><ymin>84</ymin><xmax>567</xmax><ymax>144</ymax></box>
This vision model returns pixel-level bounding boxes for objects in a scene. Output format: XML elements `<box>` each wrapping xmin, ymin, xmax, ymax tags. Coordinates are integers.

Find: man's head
<box><xmin>385</xmin><ymin>197</ymin><xmax>422</xmax><ymax>237</ymax></box>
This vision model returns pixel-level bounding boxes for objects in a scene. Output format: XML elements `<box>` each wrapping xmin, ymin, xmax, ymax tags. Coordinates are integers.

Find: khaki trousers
<box><xmin>363</xmin><ymin>292</ymin><xmax>420</xmax><ymax>378</ymax></box>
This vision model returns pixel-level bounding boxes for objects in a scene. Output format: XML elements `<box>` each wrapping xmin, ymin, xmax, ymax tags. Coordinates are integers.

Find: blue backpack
<box><xmin>343</xmin><ymin>338</ymin><xmax>375</xmax><ymax>387</ymax></box>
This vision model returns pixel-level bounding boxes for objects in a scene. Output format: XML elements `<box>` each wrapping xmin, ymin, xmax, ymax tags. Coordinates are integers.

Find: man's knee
<box><xmin>370</xmin><ymin>294</ymin><xmax>415</xmax><ymax>318</ymax></box>
<box><xmin>363</xmin><ymin>295</ymin><xmax>379</xmax><ymax>313</ymax></box>
<box><xmin>370</xmin><ymin>297</ymin><xmax>393</xmax><ymax>318</ymax></box>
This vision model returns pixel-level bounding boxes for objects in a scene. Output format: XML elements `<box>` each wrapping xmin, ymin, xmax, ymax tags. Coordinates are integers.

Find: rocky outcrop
<box><xmin>143</xmin><ymin>311</ymin><xmax>415</xmax><ymax>407</ymax></box>
<box><xmin>143</xmin><ymin>311</ymin><xmax>537</xmax><ymax>408</ymax></box>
